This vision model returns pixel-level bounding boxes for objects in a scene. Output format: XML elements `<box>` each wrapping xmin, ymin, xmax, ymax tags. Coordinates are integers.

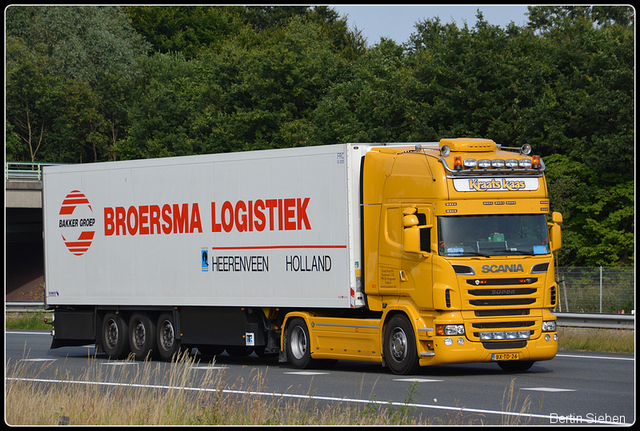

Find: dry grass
<box><xmin>5</xmin><ymin>352</ymin><xmax>426</xmax><ymax>425</ymax></box>
<box><xmin>501</xmin><ymin>378</ymin><xmax>532</xmax><ymax>425</ymax></box>
<box><xmin>5</xmin><ymin>352</ymin><xmax>537</xmax><ymax>426</ymax></box>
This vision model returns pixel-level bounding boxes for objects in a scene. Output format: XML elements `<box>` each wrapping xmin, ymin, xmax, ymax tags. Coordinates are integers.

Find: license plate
<box><xmin>492</xmin><ymin>353</ymin><xmax>519</xmax><ymax>361</ymax></box>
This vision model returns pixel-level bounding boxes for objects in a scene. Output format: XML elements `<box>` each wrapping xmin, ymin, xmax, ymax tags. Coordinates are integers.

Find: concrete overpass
<box><xmin>5</xmin><ymin>162</ymin><xmax>50</xmax><ymax>302</ymax></box>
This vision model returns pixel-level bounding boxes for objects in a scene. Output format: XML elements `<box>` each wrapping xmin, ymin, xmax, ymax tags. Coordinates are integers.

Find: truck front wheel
<box><xmin>102</xmin><ymin>312</ymin><xmax>130</xmax><ymax>360</ymax></box>
<box><xmin>384</xmin><ymin>315</ymin><xmax>419</xmax><ymax>375</ymax></box>
<box><xmin>498</xmin><ymin>360</ymin><xmax>535</xmax><ymax>372</ymax></box>
<box><xmin>129</xmin><ymin>313</ymin><xmax>156</xmax><ymax>361</ymax></box>
<box><xmin>286</xmin><ymin>318</ymin><xmax>312</xmax><ymax>368</ymax></box>
<box><xmin>156</xmin><ymin>312</ymin><xmax>181</xmax><ymax>362</ymax></box>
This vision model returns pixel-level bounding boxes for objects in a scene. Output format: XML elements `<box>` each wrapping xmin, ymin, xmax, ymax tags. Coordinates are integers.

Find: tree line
<box><xmin>5</xmin><ymin>6</ymin><xmax>634</xmax><ymax>267</ymax></box>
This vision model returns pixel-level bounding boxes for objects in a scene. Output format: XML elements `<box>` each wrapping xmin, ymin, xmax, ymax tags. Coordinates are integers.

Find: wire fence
<box><xmin>556</xmin><ymin>267</ymin><xmax>635</xmax><ymax>314</ymax></box>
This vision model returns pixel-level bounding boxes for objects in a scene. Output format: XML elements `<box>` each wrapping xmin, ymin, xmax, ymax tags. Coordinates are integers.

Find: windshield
<box><xmin>438</xmin><ymin>215</ymin><xmax>550</xmax><ymax>257</ymax></box>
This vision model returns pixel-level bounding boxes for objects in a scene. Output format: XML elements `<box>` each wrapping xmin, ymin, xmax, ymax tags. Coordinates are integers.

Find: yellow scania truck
<box><xmin>43</xmin><ymin>138</ymin><xmax>561</xmax><ymax>374</ymax></box>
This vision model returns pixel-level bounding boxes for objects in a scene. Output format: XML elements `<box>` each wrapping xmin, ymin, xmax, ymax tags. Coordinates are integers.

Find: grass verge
<box><xmin>556</xmin><ymin>327</ymin><xmax>634</xmax><ymax>354</ymax></box>
<box><xmin>6</xmin><ymin>352</ymin><xmax>510</xmax><ymax>425</ymax></box>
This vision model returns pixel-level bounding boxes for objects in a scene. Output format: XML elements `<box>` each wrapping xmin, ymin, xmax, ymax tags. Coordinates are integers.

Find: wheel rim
<box><xmin>290</xmin><ymin>325</ymin><xmax>307</xmax><ymax>360</ymax></box>
<box><xmin>159</xmin><ymin>320</ymin><xmax>174</xmax><ymax>351</ymax></box>
<box><xmin>390</xmin><ymin>327</ymin><xmax>408</xmax><ymax>361</ymax></box>
<box><xmin>105</xmin><ymin>319</ymin><xmax>119</xmax><ymax>349</ymax></box>
<box><xmin>132</xmin><ymin>321</ymin><xmax>146</xmax><ymax>349</ymax></box>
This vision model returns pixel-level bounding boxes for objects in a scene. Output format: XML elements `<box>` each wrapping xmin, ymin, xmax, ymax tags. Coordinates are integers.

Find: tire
<box><xmin>128</xmin><ymin>313</ymin><xmax>156</xmax><ymax>361</ymax></box>
<box><xmin>102</xmin><ymin>312</ymin><xmax>130</xmax><ymax>360</ymax></box>
<box><xmin>254</xmin><ymin>346</ymin><xmax>279</xmax><ymax>359</ymax></box>
<box><xmin>285</xmin><ymin>318</ymin><xmax>313</xmax><ymax>369</ymax></box>
<box><xmin>156</xmin><ymin>312</ymin><xmax>181</xmax><ymax>362</ymax></box>
<box><xmin>498</xmin><ymin>360</ymin><xmax>535</xmax><ymax>373</ymax></box>
<box><xmin>383</xmin><ymin>314</ymin><xmax>419</xmax><ymax>375</ymax></box>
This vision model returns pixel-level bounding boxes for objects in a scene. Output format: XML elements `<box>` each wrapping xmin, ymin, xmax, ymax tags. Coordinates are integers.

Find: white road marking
<box><xmin>19</xmin><ymin>358</ymin><xmax>57</xmax><ymax>362</ymax></box>
<box><xmin>520</xmin><ymin>387</ymin><xmax>576</xmax><ymax>392</ymax></box>
<box><xmin>283</xmin><ymin>371</ymin><xmax>330</xmax><ymax>376</ymax></box>
<box><xmin>393</xmin><ymin>378</ymin><xmax>443</xmax><ymax>383</ymax></box>
<box><xmin>101</xmin><ymin>362</ymin><xmax>139</xmax><ymax>366</ymax></box>
<box><xmin>191</xmin><ymin>366</ymin><xmax>226</xmax><ymax>370</ymax></box>
<box><xmin>556</xmin><ymin>353</ymin><xmax>633</xmax><ymax>361</ymax></box>
<box><xmin>10</xmin><ymin>376</ymin><xmax>628</xmax><ymax>424</ymax></box>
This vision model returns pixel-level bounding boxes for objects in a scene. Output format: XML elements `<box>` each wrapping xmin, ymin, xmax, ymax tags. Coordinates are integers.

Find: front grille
<box><xmin>475</xmin><ymin>309</ymin><xmax>530</xmax><ymax>317</ymax></box>
<box><xmin>472</xmin><ymin>321</ymin><xmax>534</xmax><ymax>329</ymax></box>
<box><xmin>467</xmin><ymin>278</ymin><xmax>537</xmax><ymax>286</ymax></box>
<box><xmin>470</xmin><ymin>298</ymin><xmax>536</xmax><ymax>306</ymax></box>
<box><xmin>483</xmin><ymin>340</ymin><xmax>527</xmax><ymax>350</ymax></box>
<box><xmin>468</xmin><ymin>288</ymin><xmax>536</xmax><ymax>296</ymax></box>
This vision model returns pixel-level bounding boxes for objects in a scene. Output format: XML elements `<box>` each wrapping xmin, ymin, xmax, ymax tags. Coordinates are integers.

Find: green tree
<box><xmin>6</xmin><ymin>5</ymin><xmax>151</xmax><ymax>163</ymax></box>
<box><xmin>123</xmin><ymin>6</ymin><xmax>247</xmax><ymax>59</ymax></box>
<box><xmin>311</xmin><ymin>38</ymin><xmax>417</xmax><ymax>144</ymax></box>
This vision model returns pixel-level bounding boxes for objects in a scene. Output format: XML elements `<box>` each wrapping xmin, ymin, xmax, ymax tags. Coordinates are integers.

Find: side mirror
<box><xmin>404</xmin><ymin>225</ymin><xmax>421</xmax><ymax>254</ymax></box>
<box><xmin>403</xmin><ymin>207</ymin><xmax>430</xmax><ymax>255</ymax></box>
<box><xmin>549</xmin><ymin>212</ymin><xmax>562</xmax><ymax>251</ymax></box>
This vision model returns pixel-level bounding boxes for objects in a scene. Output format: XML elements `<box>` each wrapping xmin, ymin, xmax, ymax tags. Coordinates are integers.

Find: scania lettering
<box><xmin>43</xmin><ymin>138</ymin><xmax>562</xmax><ymax>374</ymax></box>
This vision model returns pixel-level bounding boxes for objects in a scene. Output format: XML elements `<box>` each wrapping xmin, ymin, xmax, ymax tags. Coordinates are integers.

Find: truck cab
<box><xmin>362</xmin><ymin>138</ymin><xmax>561</xmax><ymax>373</ymax></box>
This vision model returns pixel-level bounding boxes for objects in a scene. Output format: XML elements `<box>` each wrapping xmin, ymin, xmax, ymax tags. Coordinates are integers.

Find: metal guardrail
<box><xmin>5</xmin><ymin>162</ymin><xmax>67</xmax><ymax>180</ymax></box>
<box><xmin>5</xmin><ymin>302</ymin><xmax>46</xmax><ymax>312</ymax></box>
<box><xmin>5</xmin><ymin>302</ymin><xmax>635</xmax><ymax>329</ymax></box>
<box><xmin>554</xmin><ymin>312</ymin><xmax>635</xmax><ymax>329</ymax></box>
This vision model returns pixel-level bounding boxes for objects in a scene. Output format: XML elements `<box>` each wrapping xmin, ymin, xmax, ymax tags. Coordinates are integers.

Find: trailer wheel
<box><xmin>102</xmin><ymin>312</ymin><xmax>130</xmax><ymax>360</ymax></box>
<box><xmin>384</xmin><ymin>314</ymin><xmax>419</xmax><ymax>375</ymax></box>
<box><xmin>286</xmin><ymin>318</ymin><xmax>312</xmax><ymax>368</ymax></box>
<box><xmin>129</xmin><ymin>313</ymin><xmax>156</xmax><ymax>361</ymax></box>
<box><xmin>156</xmin><ymin>312</ymin><xmax>181</xmax><ymax>362</ymax></box>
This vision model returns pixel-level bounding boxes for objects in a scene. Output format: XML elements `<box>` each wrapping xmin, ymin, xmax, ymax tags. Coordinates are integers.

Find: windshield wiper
<box><xmin>501</xmin><ymin>250</ymin><xmax>535</xmax><ymax>255</ymax></box>
<box><xmin>459</xmin><ymin>251</ymin><xmax>491</xmax><ymax>258</ymax></box>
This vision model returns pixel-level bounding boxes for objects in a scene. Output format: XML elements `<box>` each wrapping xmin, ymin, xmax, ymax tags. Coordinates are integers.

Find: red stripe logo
<box><xmin>58</xmin><ymin>190</ymin><xmax>96</xmax><ymax>256</ymax></box>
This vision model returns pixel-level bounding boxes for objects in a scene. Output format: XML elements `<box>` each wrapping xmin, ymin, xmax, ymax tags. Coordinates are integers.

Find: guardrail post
<box><xmin>599</xmin><ymin>266</ymin><xmax>603</xmax><ymax>313</ymax></box>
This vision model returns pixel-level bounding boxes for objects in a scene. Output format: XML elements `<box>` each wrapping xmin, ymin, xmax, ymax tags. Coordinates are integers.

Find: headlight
<box><xmin>436</xmin><ymin>324</ymin><xmax>465</xmax><ymax>336</ymax></box>
<box><xmin>505</xmin><ymin>159</ymin><xmax>519</xmax><ymax>168</ymax></box>
<box><xmin>518</xmin><ymin>158</ymin><xmax>532</xmax><ymax>168</ymax></box>
<box><xmin>479</xmin><ymin>331</ymin><xmax>531</xmax><ymax>340</ymax></box>
<box><xmin>542</xmin><ymin>320</ymin><xmax>557</xmax><ymax>332</ymax></box>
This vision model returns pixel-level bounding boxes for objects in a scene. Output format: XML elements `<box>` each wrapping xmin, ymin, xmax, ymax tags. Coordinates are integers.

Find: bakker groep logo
<box><xmin>58</xmin><ymin>190</ymin><xmax>96</xmax><ymax>256</ymax></box>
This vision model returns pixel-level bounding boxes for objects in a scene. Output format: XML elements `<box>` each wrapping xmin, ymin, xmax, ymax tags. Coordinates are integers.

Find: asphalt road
<box><xmin>5</xmin><ymin>330</ymin><xmax>635</xmax><ymax>425</ymax></box>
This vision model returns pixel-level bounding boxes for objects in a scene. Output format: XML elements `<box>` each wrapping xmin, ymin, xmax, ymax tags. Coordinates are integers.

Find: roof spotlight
<box><xmin>521</xmin><ymin>144</ymin><xmax>532</xmax><ymax>155</ymax></box>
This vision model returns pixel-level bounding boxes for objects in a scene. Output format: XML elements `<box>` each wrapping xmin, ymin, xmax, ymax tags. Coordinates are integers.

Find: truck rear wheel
<box><xmin>384</xmin><ymin>314</ymin><xmax>419</xmax><ymax>375</ymax></box>
<box><xmin>286</xmin><ymin>318</ymin><xmax>312</xmax><ymax>368</ymax></box>
<box><xmin>102</xmin><ymin>312</ymin><xmax>130</xmax><ymax>360</ymax></box>
<box><xmin>129</xmin><ymin>313</ymin><xmax>156</xmax><ymax>361</ymax></box>
<box><xmin>156</xmin><ymin>312</ymin><xmax>181</xmax><ymax>362</ymax></box>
